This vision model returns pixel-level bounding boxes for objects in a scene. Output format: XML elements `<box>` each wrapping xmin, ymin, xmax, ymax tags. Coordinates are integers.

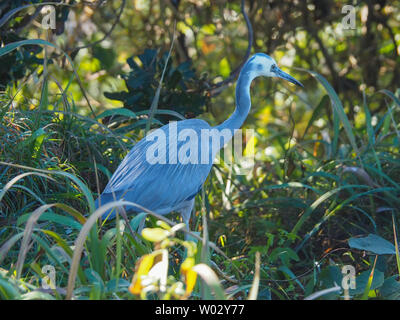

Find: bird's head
<box><xmin>246</xmin><ymin>53</ymin><xmax>303</xmax><ymax>87</ymax></box>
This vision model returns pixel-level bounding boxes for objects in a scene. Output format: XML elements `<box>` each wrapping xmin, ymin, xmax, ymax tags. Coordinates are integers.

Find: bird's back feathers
<box><xmin>97</xmin><ymin>119</ymin><xmax>216</xmax><ymax>216</ymax></box>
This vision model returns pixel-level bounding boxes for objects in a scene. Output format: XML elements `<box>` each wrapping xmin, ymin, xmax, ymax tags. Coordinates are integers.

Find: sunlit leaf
<box><xmin>141</xmin><ymin>228</ymin><xmax>170</xmax><ymax>242</ymax></box>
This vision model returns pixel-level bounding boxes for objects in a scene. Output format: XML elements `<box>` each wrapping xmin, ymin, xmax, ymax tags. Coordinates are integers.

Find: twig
<box><xmin>71</xmin><ymin>0</ymin><xmax>126</xmax><ymax>53</ymax></box>
<box><xmin>208</xmin><ymin>0</ymin><xmax>253</xmax><ymax>97</ymax></box>
<box><xmin>145</xmin><ymin>21</ymin><xmax>176</xmax><ymax>133</ymax></box>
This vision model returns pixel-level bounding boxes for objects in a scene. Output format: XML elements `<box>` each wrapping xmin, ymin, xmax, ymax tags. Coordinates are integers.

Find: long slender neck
<box><xmin>216</xmin><ymin>70</ymin><xmax>254</xmax><ymax>132</ymax></box>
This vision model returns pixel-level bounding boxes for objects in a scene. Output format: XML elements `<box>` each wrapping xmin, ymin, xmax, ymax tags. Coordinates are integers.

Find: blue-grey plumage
<box><xmin>98</xmin><ymin>119</ymin><xmax>213</xmax><ymax>217</ymax></box>
<box><xmin>96</xmin><ymin>53</ymin><xmax>303</xmax><ymax>231</ymax></box>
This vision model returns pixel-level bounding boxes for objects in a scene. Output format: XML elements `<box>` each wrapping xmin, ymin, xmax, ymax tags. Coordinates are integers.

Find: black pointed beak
<box><xmin>274</xmin><ymin>67</ymin><xmax>303</xmax><ymax>88</ymax></box>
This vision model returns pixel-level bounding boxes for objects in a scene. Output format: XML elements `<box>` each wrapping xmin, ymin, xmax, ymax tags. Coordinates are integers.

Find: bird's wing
<box><xmin>101</xmin><ymin>119</ymin><xmax>214</xmax><ymax>212</ymax></box>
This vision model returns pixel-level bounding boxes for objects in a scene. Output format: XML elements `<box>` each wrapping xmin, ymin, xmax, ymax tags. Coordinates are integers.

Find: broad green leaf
<box><xmin>379</xmin><ymin>276</ymin><xmax>400</xmax><ymax>299</ymax></box>
<box><xmin>350</xmin><ymin>268</ymin><xmax>384</xmax><ymax>296</ymax></box>
<box><xmin>0</xmin><ymin>279</ymin><xmax>22</xmax><ymax>299</ymax></box>
<box><xmin>348</xmin><ymin>234</ymin><xmax>396</xmax><ymax>255</ymax></box>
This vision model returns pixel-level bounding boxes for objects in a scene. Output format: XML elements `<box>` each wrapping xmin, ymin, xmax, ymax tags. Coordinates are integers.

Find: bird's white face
<box><xmin>247</xmin><ymin>53</ymin><xmax>303</xmax><ymax>87</ymax></box>
<box><xmin>248</xmin><ymin>53</ymin><xmax>277</xmax><ymax>77</ymax></box>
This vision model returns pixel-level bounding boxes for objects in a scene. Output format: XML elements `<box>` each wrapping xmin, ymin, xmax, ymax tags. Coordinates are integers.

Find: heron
<box><xmin>96</xmin><ymin>53</ymin><xmax>303</xmax><ymax>234</ymax></box>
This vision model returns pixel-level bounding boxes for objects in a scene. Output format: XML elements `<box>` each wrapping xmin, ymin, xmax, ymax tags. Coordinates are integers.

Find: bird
<box><xmin>96</xmin><ymin>53</ymin><xmax>303</xmax><ymax>234</ymax></box>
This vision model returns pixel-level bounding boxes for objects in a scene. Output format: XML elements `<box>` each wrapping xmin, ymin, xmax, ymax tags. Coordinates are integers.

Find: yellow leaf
<box><xmin>218</xmin><ymin>235</ymin><xmax>226</xmax><ymax>247</ymax></box>
<box><xmin>185</xmin><ymin>269</ymin><xmax>197</xmax><ymax>296</ymax></box>
<box><xmin>258</xmin><ymin>106</ymin><xmax>271</xmax><ymax>125</ymax></box>
<box><xmin>129</xmin><ymin>254</ymin><xmax>155</xmax><ymax>295</ymax></box>
<box><xmin>219</xmin><ymin>57</ymin><xmax>231</xmax><ymax>78</ymax></box>
<box><xmin>156</xmin><ymin>220</ymin><xmax>171</xmax><ymax>230</ymax></box>
<box><xmin>202</xmin><ymin>24</ymin><xmax>216</xmax><ymax>35</ymax></box>
<box><xmin>181</xmin><ymin>257</ymin><xmax>195</xmax><ymax>273</ymax></box>
<box><xmin>142</xmin><ymin>227</ymin><xmax>169</xmax><ymax>242</ymax></box>
<box><xmin>181</xmin><ymin>257</ymin><xmax>197</xmax><ymax>296</ymax></box>
<box><xmin>244</xmin><ymin>134</ymin><xmax>256</xmax><ymax>157</ymax></box>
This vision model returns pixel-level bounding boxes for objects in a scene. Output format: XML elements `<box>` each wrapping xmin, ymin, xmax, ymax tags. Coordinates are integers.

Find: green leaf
<box><xmin>301</xmin><ymin>69</ymin><xmax>359</xmax><ymax>157</ymax></box>
<box><xmin>292</xmin><ymin>184</ymin><xmax>368</xmax><ymax>236</ymax></box>
<box><xmin>302</xmin><ymin>95</ymin><xmax>329</xmax><ymax>139</ymax></box>
<box><xmin>202</xmin><ymin>24</ymin><xmax>216</xmax><ymax>35</ymax></box>
<box><xmin>350</xmin><ymin>268</ymin><xmax>384</xmax><ymax>296</ymax></box>
<box><xmin>278</xmin><ymin>265</ymin><xmax>304</xmax><ymax>291</ymax></box>
<box><xmin>0</xmin><ymin>279</ymin><xmax>22</xmax><ymax>299</ymax></box>
<box><xmin>378</xmin><ymin>89</ymin><xmax>400</xmax><ymax>108</ymax></box>
<box><xmin>95</xmin><ymin>108</ymin><xmax>137</xmax><ymax>120</ymax></box>
<box><xmin>219</xmin><ymin>57</ymin><xmax>231</xmax><ymax>78</ymax></box>
<box><xmin>363</xmin><ymin>92</ymin><xmax>375</xmax><ymax>145</ymax></box>
<box><xmin>130</xmin><ymin>212</ymin><xmax>148</xmax><ymax>231</ymax></box>
<box><xmin>21</xmin><ymin>291</ymin><xmax>55</xmax><ymax>300</ymax></box>
<box><xmin>17</xmin><ymin>212</ymin><xmax>82</xmax><ymax>230</ymax></box>
<box><xmin>379</xmin><ymin>276</ymin><xmax>400</xmax><ymax>299</ymax></box>
<box><xmin>348</xmin><ymin>234</ymin><xmax>396</xmax><ymax>255</ymax></box>
<box><xmin>85</xmin><ymin>269</ymin><xmax>105</xmax><ymax>290</ymax></box>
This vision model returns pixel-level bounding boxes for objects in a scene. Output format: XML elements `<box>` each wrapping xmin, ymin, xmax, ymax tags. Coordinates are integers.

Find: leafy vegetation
<box><xmin>1</xmin><ymin>0</ymin><xmax>400</xmax><ymax>300</ymax></box>
<box><xmin>104</xmin><ymin>49</ymin><xmax>209</xmax><ymax>123</ymax></box>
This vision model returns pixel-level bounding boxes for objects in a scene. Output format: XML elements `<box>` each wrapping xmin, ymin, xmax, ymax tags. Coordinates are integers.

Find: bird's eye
<box><xmin>270</xmin><ymin>64</ymin><xmax>277</xmax><ymax>73</ymax></box>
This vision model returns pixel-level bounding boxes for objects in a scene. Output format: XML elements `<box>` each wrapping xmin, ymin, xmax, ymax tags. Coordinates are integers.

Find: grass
<box><xmin>1</xmin><ymin>40</ymin><xmax>400</xmax><ymax>300</ymax></box>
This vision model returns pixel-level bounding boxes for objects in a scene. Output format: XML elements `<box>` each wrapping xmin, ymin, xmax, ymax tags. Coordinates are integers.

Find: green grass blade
<box><xmin>392</xmin><ymin>213</ymin><xmax>400</xmax><ymax>278</ymax></box>
<box><xmin>361</xmin><ymin>255</ymin><xmax>378</xmax><ymax>300</ymax></box>
<box><xmin>300</xmin><ymin>69</ymin><xmax>359</xmax><ymax>157</ymax></box>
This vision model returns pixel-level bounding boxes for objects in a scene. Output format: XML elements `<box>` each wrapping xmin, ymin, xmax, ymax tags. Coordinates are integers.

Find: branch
<box><xmin>71</xmin><ymin>0</ymin><xmax>126</xmax><ymax>53</ymax></box>
<box><xmin>207</xmin><ymin>0</ymin><xmax>253</xmax><ymax>97</ymax></box>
